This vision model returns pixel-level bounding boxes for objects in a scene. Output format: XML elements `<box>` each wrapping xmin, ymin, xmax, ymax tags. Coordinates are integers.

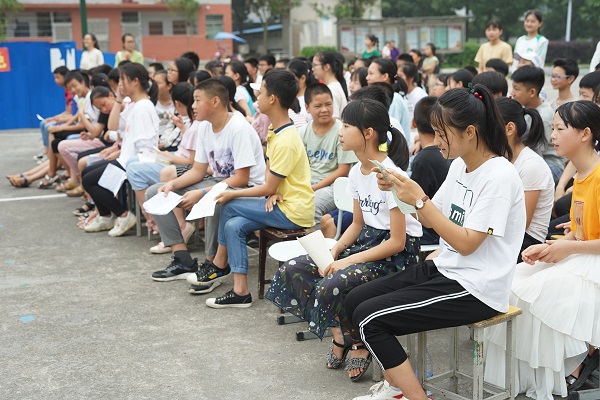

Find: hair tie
<box><xmin>468</xmin><ymin>83</ymin><xmax>483</xmax><ymax>100</ymax></box>
<box><xmin>378</xmin><ymin>142</ymin><xmax>388</xmax><ymax>152</ymax></box>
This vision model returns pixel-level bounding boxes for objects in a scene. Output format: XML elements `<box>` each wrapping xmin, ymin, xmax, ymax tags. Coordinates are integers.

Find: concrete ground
<box><xmin>0</xmin><ymin>114</ymin><xmax>572</xmax><ymax>399</ymax></box>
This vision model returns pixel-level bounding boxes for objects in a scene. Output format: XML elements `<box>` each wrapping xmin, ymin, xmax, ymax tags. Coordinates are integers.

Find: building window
<box><xmin>149</xmin><ymin>21</ymin><xmax>163</xmax><ymax>36</ymax></box>
<box><xmin>52</xmin><ymin>12</ymin><xmax>71</xmax><ymax>23</ymax></box>
<box><xmin>37</xmin><ymin>13</ymin><xmax>52</xmax><ymax>37</ymax></box>
<box><xmin>14</xmin><ymin>21</ymin><xmax>30</xmax><ymax>37</ymax></box>
<box><xmin>205</xmin><ymin>14</ymin><xmax>223</xmax><ymax>40</ymax></box>
<box><xmin>121</xmin><ymin>12</ymin><xmax>139</xmax><ymax>23</ymax></box>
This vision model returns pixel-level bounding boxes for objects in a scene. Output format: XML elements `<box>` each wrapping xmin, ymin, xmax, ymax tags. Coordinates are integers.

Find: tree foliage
<box><xmin>247</xmin><ymin>0</ymin><xmax>301</xmax><ymax>52</ymax></box>
<box><xmin>167</xmin><ymin>0</ymin><xmax>199</xmax><ymax>36</ymax></box>
<box><xmin>0</xmin><ymin>0</ymin><xmax>23</xmax><ymax>42</ymax></box>
<box><xmin>311</xmin><ymin>0</ymin><xmax>379</xmax><ymax>19</ymax></box>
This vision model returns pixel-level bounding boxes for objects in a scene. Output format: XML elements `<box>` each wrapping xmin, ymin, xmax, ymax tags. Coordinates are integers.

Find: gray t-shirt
<box><xmin>299</xmin><ymin>119</ymin><xmax>357</xmax><ymax>183</ymax></box>
<box><xmin>536</xmin><ymin>100</ymin><xmax>566</xmax><ymax>169</ymax></box>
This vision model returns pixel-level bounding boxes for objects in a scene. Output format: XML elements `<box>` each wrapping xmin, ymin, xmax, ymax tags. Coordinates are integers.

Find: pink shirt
<box><xmin>174</xmin><ymin>120</ymin><xmax>199</xmax><ymax>159</ymax></box>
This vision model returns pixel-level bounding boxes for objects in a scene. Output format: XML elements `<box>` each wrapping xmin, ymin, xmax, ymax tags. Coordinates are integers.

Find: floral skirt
<box><xmin>265</xmin><ymin>225</ymin><xmax>419</xmax><ymax>340</ymax></box>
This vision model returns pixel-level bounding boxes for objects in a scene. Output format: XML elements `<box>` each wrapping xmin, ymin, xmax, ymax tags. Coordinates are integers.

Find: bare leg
<box><xmin>382</xmin><ymin>360</ymin><xmax>428</xmax><ymax>400</ymax></box>
<box><xmin>213</xmin><ymin>244</ymin><xmax>228</xmax><ymax>268</ymax></box>
<box><xmin>320</xmin><ymin>214</ymin><xmax>337</xmax><ymax>239</ymax></box>
<box><xmin>232</xmin><ymin>273</ymin><xmax>249</xmax><ymax>296</ymax></box>
<box><xmin>159</xmin><ymin>165</ymin><xmax>177</xmax><ymax>182</ymax></box>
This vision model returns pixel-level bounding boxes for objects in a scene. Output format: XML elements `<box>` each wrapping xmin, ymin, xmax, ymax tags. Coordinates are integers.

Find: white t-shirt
<box><xmin>389</xmin><ymin>92</ymin><xmax>411</xmax><ymax>143</ymax></box>
<box><xmin>155</xmin><ymin>101</ymin><xmax>175</xmax><ymax>138</ymax></box>
<box><xmin>347</xmin><ymin>157</ymin><xmax>422</xmax><ymax>237</ymax></box>
<box><xmin>81</xmin><ymin>91</ymin><xmax>100</xmax><ymax>124</ymax></box>
<box><xmin>327</xmin><ymin>81</ymin><xmax>348</xmax><ymax>119</ymax></box>
<box><xmin>234</xmin><ymin>85</ymin><xmax>252</xmax><ymax>104</ymax></box>
<box><xmin>513</xmin><ymin>35</ymin><xmax>549</xmax><ymax>66</ymax></box>
<box><xmin>80</xmin><ymin>48</ymin><xmax>104</xmax><ymax>70</ymax></box>
<box><xmin>432</xmin><ymin>157</ymin><xmax>526</xmax><ymax>312</ymax></box>
<box><xmin>513</xmin><ymin>147</ymin><xmax>554</xmax><ymax>242</ymax></box>
<box><xmin>118</xmin><ymin>99</ymin><xmax>159</xmax><ymax>167</ymax></box>
<box><xmin>194</xmin><ymin>113</ymin><xmax>266</xmax><ymax>186</ymax></box>
<box><xmin>406</xmin><ymin>87</ymin><xmax>428</xmax><ymax>118</ymax></box>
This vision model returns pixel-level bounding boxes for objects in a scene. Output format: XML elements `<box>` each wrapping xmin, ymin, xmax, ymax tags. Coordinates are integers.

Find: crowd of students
<box><xmin>6</xmin><ymin>10</ymin><xmax>600</xmax><ymax>400</ymax></box>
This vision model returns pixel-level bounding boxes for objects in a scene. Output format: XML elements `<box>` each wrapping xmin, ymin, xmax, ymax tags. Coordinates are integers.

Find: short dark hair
<box><xmin>472</xmin><ymin>71</ymin><xmax>508</xmax><ymax>96</ymax></box>
<box><xmin>556</xmin><ymin>100</ymin><xmax>600</xmax><ymax>152</ymax></box>
<box><xmin>195</xmin><ymin>78</ymin><xmax>229</xmax><ymax>108</ymax></box>
<box><xmin>413</xmin><ymin>96</ymin><xmax>437</xmax><ymax>135</ymax></box>
<box><xmin>149</xmin><ymin>62</ymin><xmax>165</xmax><ymax>71</ymax></box>
<box><xmin>485</xmin><ymin>58</ymin><xmax>509</xmax><ymax>77</ymax></box>
<box><xmin>351</xmin><ymin>84</ymin><xmax>392</xmax><ymax>110</ymax></box>
<box><xmin>258</xmin><ymin>54</ymin><xmax>276</xmax><ymax>67</ymax></box>
<box><xmin>397</xmin><ymin>53</ymin><xmax>414</xmax><ymax>63</ymax></box>
<box><xmin>553</xmin><ymin>58</ymin><xmax>579</xmax><ymax>80</ymax></box>
<box><xmin>512</xmin><ymin>66</ymin><xmax>545</xmax><ymax>94</ymax></box>
<box><xmin>580</xmin><ymin>71</ymin><xmax>600</xmax><ymax>90</ymax></box>
<box><xmin>108</xmin><ymin>68</ymin><xmax>120</xmax><ymax>83</ymax></box>
<box><xmin>263</xmin><ymin>69</ymin><xmax>299</xmax><ymax>109</ymax></box>
<box><xmin>53</xmin><ymin>66</ymin><xmax>69</xmax><ymax>76</ymax></box>
<box><xmin>91</xmin><ymin>73</ymin><xmax>109</xmax><ymax>88</ymax></box>
<box><xmin>181</xmin><ymin>51</ymin><xmax>200</xmax><ymax>70</ymax></box>
<box><xmin>451</xmin><ymin>69</ymin><xmax>474</xmax><ymax>87</ymax></box>
<box><xmin>304</xmin><ymin>83</ymin><xmax>332</xmax><ymax>105</ymax></box>
<box><xmin>244</xmin><ymin>57</ymin><xmax>258</xmax><ymax>68</ymax></box>
<box><xmin>351</xmin><ymin>67</ymin><xmax>368</xmax><ymax>88</ymax></box>
<box><xmin>485</xmin><ymin>19</ymin><xmax>503</xmax><ymax>30</ymax></box>
<box><xmin>65</xmin><ymin>71</ymin><xmax>86</xmax><ymax>86</ymax></box>
<box><xmin>463</xmin><ymin>65</ymin><xmax>478</xmax><ymax>77</ymax></box>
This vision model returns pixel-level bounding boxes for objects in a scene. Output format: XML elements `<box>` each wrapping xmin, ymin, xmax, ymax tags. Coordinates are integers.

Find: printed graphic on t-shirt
<box><xmin>358</xmin><ymin>194</ymin><xmax>384</xmax><ymax>216</ymax></box>
<box><xmin>209</xmin><ymin>149</ymin><xmax>234</xmax><ymax>178</ymax></box>
<box><xmin>307</xmin><ymin>148</ymin><xmax>335</xmax><ymax>162</ymax></box>
<box><xmin>573</xmin><ymin>200</ymin><xmax>586</xmax><ymax>241</ymax></box>
<box><xmin>449</xmin><ymin>204</ymin><xmax>465</xmax><ymax>226</ymax></box>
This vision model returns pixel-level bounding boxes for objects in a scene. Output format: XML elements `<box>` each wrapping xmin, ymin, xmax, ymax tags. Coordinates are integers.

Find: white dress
<box><xmin>485</xmin><ymin>253</ymin><xmax>600</xmax><ymax>399</ymax></box>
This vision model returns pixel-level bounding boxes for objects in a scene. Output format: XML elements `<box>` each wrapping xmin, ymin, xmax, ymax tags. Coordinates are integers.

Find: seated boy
<box><xmin>511</xmin><ymin>66</ymin><xmax>565</xmax><ymax>183</ymax></box>
<box><xmin>472</xmin><ymin>71</ymin><xmax>508</xmax><ymax>97</ymax></box>
<box><xmin>485</xmin><ymin>58</ymin><xmax>509</xmax><ymax>77</ymax></box>
<box><xmin>550</xmin><ymin>58</ymin><xmax>579</xmax><ymax>110</ymax></box>
<box><xmin>148</xmin><ymin>79</ymin><xmax>266</xmax><ymax>287</ymax></box>
<box><xmin>300</xmin><ymin>83</ymin><xmax>357</xmax><ymax>225</ymax></box>
<box><xmin>188</xmin><ymin>70</ymin><xmax>315</xmax><ymax>308</ymax></box>
<box><xmin>578</xmin><ymin>70</ymin><xmax>600</xmax><ymax>101</ymax></box>
<box><xmin>409</xmin><ymin>96</ymin><xmax>453</xmax><ymax>245</ymax></box>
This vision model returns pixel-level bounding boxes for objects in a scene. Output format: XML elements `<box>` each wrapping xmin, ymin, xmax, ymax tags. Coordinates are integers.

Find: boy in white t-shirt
<box><xmin>147</xmin><ymin>79</ymin><xmax>265</xmax><ymax>287</ymax></box>
<box><xmin>299</xmin><ymin>83</ymin><xmax>357</xmax><ymax>225</ymax></box>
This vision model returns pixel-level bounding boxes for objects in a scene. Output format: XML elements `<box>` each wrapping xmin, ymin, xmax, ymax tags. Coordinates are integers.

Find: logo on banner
<box><xmin>0</xmin><ymin>48</ymin><xmax>11</xmax><ymax>72</ymax></box>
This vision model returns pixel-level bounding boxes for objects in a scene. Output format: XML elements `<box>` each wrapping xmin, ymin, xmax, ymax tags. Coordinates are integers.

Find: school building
<box><xmin>3</xmin><ymin>0</ymin><xmax>233</xmax><ymax>62</ymax></box>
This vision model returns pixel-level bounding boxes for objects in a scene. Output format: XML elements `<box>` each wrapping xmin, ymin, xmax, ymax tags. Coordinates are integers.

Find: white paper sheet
<box><xmin>186</xmin><ymin>182</ymin><xmax>229</xmax><ymax>221</ymax></box>
<box><xmin>138</xmin><ymin>150</ymin><xmax>157</xmax><ymax>163</ymax></box>
<box><xmin>36</xmin><ymin>114</ymin><xmax>46</xmax><ymax>121</ymax></box>
<box><xmin>98</xmin><ymin>163</ymin><xmax>128</xmax><ymax>197</ymax></box>
<box><xmin>143</xmin><ymin>192</ymin><xmax>183</xmax><ymax>215</ymax></box>
<box><xmin>297</xmin><ymin>230</ymin><xmax>335</xmax><ymax>274</ymax></box>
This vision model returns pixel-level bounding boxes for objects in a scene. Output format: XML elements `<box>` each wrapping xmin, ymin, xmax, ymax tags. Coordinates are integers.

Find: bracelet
<box><xmin>201</xmin><ymin>189</ymin><xmax>207</xmax><ymax>196</ymax></box>
<box><xmin>115</xmin><ymin>100</ymin><xmax>122</xmax><ymax>104</ymax></box>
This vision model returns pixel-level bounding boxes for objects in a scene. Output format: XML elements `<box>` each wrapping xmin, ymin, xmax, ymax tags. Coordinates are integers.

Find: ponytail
<box><xmin>496</xmin><ymin>97</ymin><xmax>546</xmax><ymax>153</ymax></box>
<box><xmin>170</xmin><ymin>82</ymin><xmax>194</xmax><ymax>119</ymax></box>
<box><xmin>432</xmin><ymin>84</ymin><xmax>511</xmax><ymax>160</ymax></box>
<box><xmin>341</xmin><ymin>99</ymin><xmax>409</xmax><ymax>170</ymax></box>
<box><xmin>316</xmin><ymin>51</ymin><xmax>349</xmax><ymax>100</ymax></box>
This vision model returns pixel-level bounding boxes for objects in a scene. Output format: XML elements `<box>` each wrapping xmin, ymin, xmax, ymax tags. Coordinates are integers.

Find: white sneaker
<box><xmin>353</xmin><ymin>381</ymin><xmax>405</xmax><ymax>400</ymax></box>
<box><xmin>84</xmin><ymin>215</ymin><xmax>116</xmax><ymax>232</ymax></box>
<box><xmin>108</xmin><ymin>211</ymin><xmax>137</xmax><ymax>237</ymax></box>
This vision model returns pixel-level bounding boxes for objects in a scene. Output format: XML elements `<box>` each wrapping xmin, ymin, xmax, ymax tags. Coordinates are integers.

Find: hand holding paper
<box><xmin>143</xmin><ymin>192</ymin><xmax>183</xmax><ymax>215</ymax></box>
<box><xmin>186</xmin><ymin>182</ymin><xmax>229</xmax><ymax>221</ymax></box>
<box><xmin>297</xmin><ymin>230</ymin><xmax>335</xmax><ymax>275</ymax></box>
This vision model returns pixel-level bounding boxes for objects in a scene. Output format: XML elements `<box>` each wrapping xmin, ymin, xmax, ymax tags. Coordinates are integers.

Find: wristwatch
<box><xmin>415</xmin><ymin>195</ymin><xmax>429</xmax><ymax>210</ymax></box>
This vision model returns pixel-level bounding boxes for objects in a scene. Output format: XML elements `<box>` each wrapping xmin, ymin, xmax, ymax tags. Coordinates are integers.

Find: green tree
<box><xmin>311</xmin><ymin>0</ymin><xmax>379</xmax><ymax>19</ymax></box>
<box><xmin>232</xmin><ymin>0</ymin><xmax>250</xmax><ymax>35</ymax></box>
<box><xmin>167</xmin><ymin>0</ymin><xmax>199</xmax><ymax>38</ymax></box>
<box><xmin>0</xmin><ymin>0</ymin><xmax>22</xmax><ymax>42</ymax></box>
<box><xmin>247</xmin><ymin>0</ymin><xmax>301</xmax><ymax>53</ymax></box>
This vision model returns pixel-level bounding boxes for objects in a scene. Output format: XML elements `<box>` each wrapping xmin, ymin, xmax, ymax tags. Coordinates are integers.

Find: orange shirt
<box><xmin>570</xmin><ymin>162</ymin><xmax>600</xmax><ymax>241</ymax></box>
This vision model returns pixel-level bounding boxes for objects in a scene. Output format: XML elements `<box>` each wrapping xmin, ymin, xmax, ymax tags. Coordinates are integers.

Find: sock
<box><xmin>386</xmin><ymin>381</ymin><xmax>401</xmax><ymax>392</ymax></box>
<box><xmin>174</xmin><ymin>250</ymin><xmax>194</xmax><ymax>267</ymax></box>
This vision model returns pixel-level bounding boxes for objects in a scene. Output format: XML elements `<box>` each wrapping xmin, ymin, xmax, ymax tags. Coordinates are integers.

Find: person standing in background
<box><xmin>115</xmin><ymin>33</ymin><xmax>144</xmax><ymax>66</ymax></box>
<box><xmin>80</xmin><ymin>33</ymin><xmax>104</xmax><ymax>70</ymax></box>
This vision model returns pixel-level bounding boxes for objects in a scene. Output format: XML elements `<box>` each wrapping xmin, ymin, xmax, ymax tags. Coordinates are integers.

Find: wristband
<box><xmin>201</xmin><ymin>189</ymin><xmax>207</xmax><ymax>196</ymax></box>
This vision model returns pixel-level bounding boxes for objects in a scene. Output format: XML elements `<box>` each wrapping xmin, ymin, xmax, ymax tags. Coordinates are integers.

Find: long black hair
<box><xmin>171</xmin><ymin>82</ymin><xmax>194</xmax><ymax>119</ymax></box>
<box><xmin>227</xmin><ymin>60</ymin><xmax>253</xmax><ymax>100</ymax></box>
<box><xmin>495</xmin><ymin>97</ymin><xmax>546</xmax><ymax>152</ymax></box>
<box><xmin>556</xmin><ymin>100</ymin><xmax>600</xmax><ymax>152</ymax></box>
<box><xmin>431</xmin><ymin>85</ymin><xmax>511</xmax><ymax>160</ymax></box>
<box><xmin>287</xmin><ymin>58</ymin><xmax>317</xmax><ymax>88</ymax></box>
<box><xmin>216</xmin><ymin>76</ymin><xmax>246</xmax><ymax>116</ymax></box>
<box><xmin>314</xmin><ymin>51</ymin><xmax>348</xmax><ymax>100</ymax></box>
<box><xmin>172</xmin><ymin>57</ymin><xmax>195</xmax><ymax>85</ymax></box>
<box><xmin>120</xmin><ymin>62</ymin><xmax>158</xmax><ymax>104</ymax></box>
<box><xmin>341</xmin><ymin>99</ymin><xmax>409</xmax><ymax>170</ymax></box>
<box><xmin>400</xmin><ymin>62</ymin><xmax>421</xmax><ymax>87</ymax></box>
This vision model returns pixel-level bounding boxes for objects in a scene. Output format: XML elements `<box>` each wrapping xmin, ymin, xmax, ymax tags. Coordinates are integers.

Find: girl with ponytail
<box><xmin>266</xmin><ymin>98</ymin><xmax>421</xmax><ymax>382</ymax></box>
<box><xmin>496</xmin><ymin>97</ymin><xmax>554</xmax><ymax>259</ymax></box>
<box><xmin>346</xmin><ymin>85</ymin><xmax>526</xmax><ymax>400</ymax></box>
<box><xmin>312</xmin><ymin>51</ymin><xmax>348</xmax><ymax>118</ymax></box>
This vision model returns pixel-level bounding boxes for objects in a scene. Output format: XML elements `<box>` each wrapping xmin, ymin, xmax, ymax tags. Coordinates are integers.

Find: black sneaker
<box><xmin>205</xmin><ymin>290</ymin><xmax>253</xmax><ymax>309</ymax></box>
<box><xmin>188</xmin><ymin>281</ymin><xmax>221</xmax><ymax>295</ymax></box>
<box><xmin>151</xmin><ymin>257</ymin><xmax>198</xmax><ymax>282</ymax></box>
<box><xmin>186</xmin><ymin>261</ymin><xmax>231</xmax><ymax>285</ymax></box>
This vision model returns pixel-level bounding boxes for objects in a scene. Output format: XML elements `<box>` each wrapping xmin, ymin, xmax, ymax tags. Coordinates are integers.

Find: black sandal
<box><xmin>567</xmin><ymin>349</ymin><xmax>599</xmax><ymax>392</ymax></box>
<box><xmin>73</xmin><ymin>202</ymin><xmax>95</xmax><ymax>216</ymax></box>
<box><xmin>326</xmin><ymin>339</ymin><xmax>351</xmax><ymax>369</ymax></box>
<box><xmin>345</xmin><ymin>343</ymin><xmax>372</xmax><ymax>381</ymax></box>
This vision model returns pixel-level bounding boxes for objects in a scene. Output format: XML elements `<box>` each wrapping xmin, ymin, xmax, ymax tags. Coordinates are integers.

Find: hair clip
<box><xmin>468</xmin><ymin>82</ymin><xmax>476</xmax><ymax>94</ymax></box>
<box><xmin>473</xmin><ymin>91</ymin><xmax>483</xmax><ymax>100</ymax></box>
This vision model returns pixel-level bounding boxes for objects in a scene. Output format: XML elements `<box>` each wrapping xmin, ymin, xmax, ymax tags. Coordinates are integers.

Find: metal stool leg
<box><xmin>472</xmin><ymin>327</ymin><xmax>485</xmax><ymax>400</ymax></box>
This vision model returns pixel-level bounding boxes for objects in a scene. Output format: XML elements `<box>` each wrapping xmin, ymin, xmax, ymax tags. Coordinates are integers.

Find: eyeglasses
<box><xmin>550</xmin><ymin>74</ymin><xmax>571</xmax><ymax>80</ymax></box>
<box><xmin>167</xmin><ymin>68</ymin><xmax>178</xmax><ymax>73</ymax></box>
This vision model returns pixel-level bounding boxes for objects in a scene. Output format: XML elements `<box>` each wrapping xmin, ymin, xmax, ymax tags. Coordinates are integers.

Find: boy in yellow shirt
<box><xmin>189</xmin><ymin>69</ymin><xmax>315</xmax><ymax>308</ymax></box>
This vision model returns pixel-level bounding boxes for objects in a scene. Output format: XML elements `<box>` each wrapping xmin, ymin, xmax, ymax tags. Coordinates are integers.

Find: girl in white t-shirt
<box><xmin>513</xmin><ymin>10</ymin><xmax>549</xmax><ymax>72</ymax></box>
<box><xmin>82</xmin><ymin>63</ymin><xmax>159</xmax><ymax>237</ymax></box>
<box><xmin>347</xmin><ymin>85</ymin><xmax>526</xmax><ymax>400</ymax></box>
<box><xmin>397</xmin><ymin>61</ymin><xmax>428</xmax><ymax>120</ymax></box>
<box><xmin>312</xmin><ymin>51</ymin><xmax>349</xmax><ymax>118</ymax></box>
<box><xmin>225</xmin><ymin>61</ymin><xmax>255</xmax><ymax>120</ymax></box>
<box><xmin>153</xmin><ymin>70</ymin><xmax>175</xmax><ymax>140</ymax></box>
<box><xmin>80</xmin><ymin>33</ymin><xmax>104</xmax><ymax>70</ymax></box>
<box><xmin>266</xmin><ymin>99</ymin><xmax>421</xmax><ymax>382</ymax></box>
<box><xmin>496</xmin><ymin>97</ymin><xmax>554</xmax><ymax>259</ymax></box>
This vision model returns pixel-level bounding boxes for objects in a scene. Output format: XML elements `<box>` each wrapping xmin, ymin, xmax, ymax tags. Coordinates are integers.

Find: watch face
<box><xmin>415</xmin><ymin>199</ymin><xmax>424</xmax><ymax>209</ymax></box>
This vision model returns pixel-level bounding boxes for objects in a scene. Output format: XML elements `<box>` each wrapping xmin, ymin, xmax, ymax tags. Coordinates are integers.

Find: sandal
<box><xmin>37</xmin><ymin>174</ymin><xmax>59</xmax><ymax>189</ymax></box>
<box><xmin>56</xmin><ymin>180</ymin><xmax>78</xmax><ymax>192</ymax></box>
<box><xmin>567</xmin><ymin>349</ymin><xmax>599</xmax><ymax>392</ymax></box>
<box><xmin>8</xmin><ymin>174</ymin><xmax>29</xmax><ymax>188</ymax></box>
<box><xmin>345</xmin><ymin>343</ymin><xmax>372</xmax><ymax>382</ymax></box>
<box><xmin>326</xmin><ymin>339</ymin><xmax>351</xmax><ymax>369</ymax></box>
<box><xmin>73</xmin><ymin>202</ymin><xmax>95</xmax><ymax>216</ymax></box>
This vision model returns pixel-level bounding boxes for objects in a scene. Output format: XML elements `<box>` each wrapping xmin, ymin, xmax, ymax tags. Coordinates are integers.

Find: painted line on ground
<box><xmin>0</xmin><ymin>194</ymin><xmax>67</xmax><ymax>202</ymax></box>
